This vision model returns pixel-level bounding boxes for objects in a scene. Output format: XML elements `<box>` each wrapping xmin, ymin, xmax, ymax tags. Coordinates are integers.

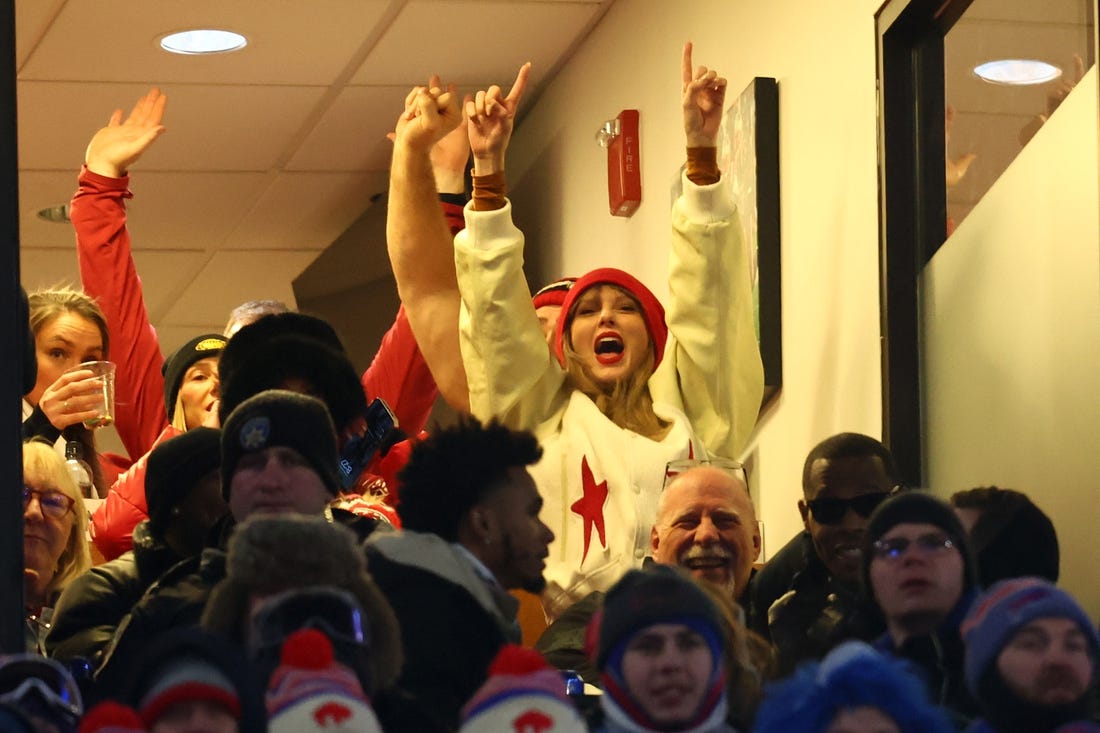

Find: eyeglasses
<box><xmin>806</xmin><ymin>492</ymin><xmax>891</xmax><ymax>525</ymax></box>
<box><xmin>22</xmin><ymin>486</ymin><xmax>76</xmax><ymax>519</ymax></box>
<box><xmin>872</xmin><ymin>531</ymin><xmax>955</xmax><ymax>561</ymax></box>
<box><xmin>250</xmin><ymin>587</ymin><xmax>367</xmax><ymax>653</ymax></box>
<box><xmin>664</xmin><ymin>458</ymin><xmax>745</xmax><ymax>489</ymax></box>
<box><xmin>0</xmin><ymin>655</ymin><xmax>83</xmax><ymax>723</ymax></box>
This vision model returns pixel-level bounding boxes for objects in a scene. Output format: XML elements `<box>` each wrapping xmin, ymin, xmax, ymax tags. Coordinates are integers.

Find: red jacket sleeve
<box><xmin>360</xmin><ymin>305</ymin><xmax>438</xmax><ymax>439</ymax></box>
<box><xmin>71</xmin><ymin>167</ymin><xmax>169</xmax><ymax>461</ymax></box>
<box><xmin>90</xmin><ymin>425</ymin><xmax>180</xmax><ymax>560</ymax></box>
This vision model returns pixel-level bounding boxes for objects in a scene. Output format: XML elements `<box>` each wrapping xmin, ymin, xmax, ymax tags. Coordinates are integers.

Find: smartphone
<box><xmin>338</xmin><ymin>398</ymin><xmax>397</xmax><ymax>490</ymax></box>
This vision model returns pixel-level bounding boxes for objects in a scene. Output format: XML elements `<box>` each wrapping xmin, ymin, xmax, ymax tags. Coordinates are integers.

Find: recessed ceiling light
<box><xmin>36</xmin><ymin>204</ymin><xmax>70</xmax><ymax>223</ymax></box>
<box><xmin>159</xmin><ymin>29</ymin><xmax>247</xmax><ymax>55</ymax></box>
<box><xmin>973</xmin><ymin>59</ymin><xmax>1062</xmax><ymax>86</ymax></box>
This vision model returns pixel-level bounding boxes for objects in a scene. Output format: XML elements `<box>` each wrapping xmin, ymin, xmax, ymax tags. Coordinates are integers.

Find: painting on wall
<box><xmin>670</xmin><ymin>76</ymin><xmax>781</xmax><ymax>405</ymax></box>
<box><xmin>720</xmin><ymin>77</ymin><xmax>782</xmax><ymax>403</ymax></box>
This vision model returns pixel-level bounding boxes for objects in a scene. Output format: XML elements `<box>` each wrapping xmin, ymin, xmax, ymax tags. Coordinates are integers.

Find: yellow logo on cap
<box><xmin>196</xmin><ymin>338</ymin><xmax>226</xmax><ymax>351</ymax></box>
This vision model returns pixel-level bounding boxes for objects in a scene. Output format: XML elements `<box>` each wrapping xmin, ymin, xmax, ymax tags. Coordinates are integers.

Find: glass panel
<box><xmin>944</xmin><ymin>0</ymin><xmax>1095</xmax><ymax>235</ymax></box>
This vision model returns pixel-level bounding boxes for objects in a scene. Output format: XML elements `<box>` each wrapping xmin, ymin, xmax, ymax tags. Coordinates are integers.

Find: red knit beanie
<box><xmin>554</xmin><ymin>268</ymin><xmax>667</xmax><ymax>369</ymax></box>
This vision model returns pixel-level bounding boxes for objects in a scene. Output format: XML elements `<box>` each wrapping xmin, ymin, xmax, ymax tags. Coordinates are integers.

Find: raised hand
<box><xmin>85</xmin><ymin>88</ymin><xmax>167</xmax><ymax>178</ymax></box>
<box><xmin>392</xmin><ymin>75</ymin><xmax>462</xmax><ymax>154</ymax></box>
<box><xmin>431</xmin><ymin>112</ymin><xmax>471</xmax><ymax>194</ymax></box>
<box><xmin>945</xmin><ymin>104</ymin><xmax>976</xmax><ymax>188</ymax></box>
<box><xmin>682</xmin><ymin>42</ymin><xmax>727</xmax><ymax>148</ymax></box>
<box><xmin>467</xmin><ymin>62</ymin><xmax>531</xmax><ymax>175</ymax></box>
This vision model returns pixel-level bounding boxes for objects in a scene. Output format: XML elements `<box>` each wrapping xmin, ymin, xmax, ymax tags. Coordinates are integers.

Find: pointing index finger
<box><xmin>682</xmin><ymin>42</ymin><xmax>694</xmax><ymax>86</ymax></box>
<box><xmin>505</xmin><ymin>62</ymin><xmax>532</xmax><ymax>107</ymax></box>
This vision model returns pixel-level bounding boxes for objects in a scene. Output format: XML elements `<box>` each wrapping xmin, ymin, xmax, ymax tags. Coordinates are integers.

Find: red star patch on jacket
<box><xmin>570</xmin><ymin>456</ymin><xmax>608</xmax><ymax>563</ymax></box>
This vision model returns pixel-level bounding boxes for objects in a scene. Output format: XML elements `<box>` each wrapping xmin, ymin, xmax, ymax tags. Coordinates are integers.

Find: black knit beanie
<box><xmin>162</xmin><ymin>334</ymin><xmax>227</xmax><ymax>416</ymax></box>
<box><xmin>220</xmin><ymin>390</ymin><xmax>340</xmax><ymax>499</ymax></box>
<box><xmin>217</xmin><ymin>312</ymin><xmax>365</xmax><ymax>432</ymax></box>
<box><xmin>861</xmin><ymin>491</ymin><xmax>978</xmax><ymax>595</ymax></box>
<box><xmin>596</xmin><ymin>565</ymin><xmax>723</xmax><ymax>670</ymax></box>
<box><xmin>145</xmin><ymin>427</ymin><xmax>222</xmax><ymax>535</ymax></box>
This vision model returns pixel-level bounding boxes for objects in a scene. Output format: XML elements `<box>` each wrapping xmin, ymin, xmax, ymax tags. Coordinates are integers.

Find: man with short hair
<box><xmin>864</xmin><ymin>491</ymin><xmax>982</xmax><ymax>726</ymax></box>
<box><xmin>537</xmin><ymin>462</ymin><xmax>760</xmax><ymax>683</ymax></box>
<box><xmin>96</xmin><ymin>390</ymin><xmax>367</xmax><ymax>695</ymax></box>
<box><xmin>961</xmin><ymin>577</ymin><xmax>1099</xmax><ymax>733</ymax></box>
<box><xmin>748</xmin><ymin>432</ymin><xmax>899</xmax><ymax>672</ymax></box>
<box><xmin>650</xmin><ymin>464</ymin><xmax>761</xmax><ymax>600</ymax></box>
<box><xmin>365</xmin><ymin>416</ymin><xmax>554</xmax><ymax>731</ymax></box>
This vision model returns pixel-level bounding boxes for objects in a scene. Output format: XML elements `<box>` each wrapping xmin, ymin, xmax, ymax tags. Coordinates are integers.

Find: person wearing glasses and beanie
<box><xmin>863</xmin><ymin>490</ymin><xmax>983</xmax><ymax>728</ymax></box>
<box><xmin>748</xmin><ymin>433</ymin><xmax>900</xmax><ymax>673</ymax></box>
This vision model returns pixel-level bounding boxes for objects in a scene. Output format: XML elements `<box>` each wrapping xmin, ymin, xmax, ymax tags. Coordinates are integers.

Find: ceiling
<box><xmin>14</xmin><ymin>0</ymin><xmax>1093</xmax><ymax>348</ymax></box>
<box><xmin>14</xmin><ymin>0</ymin><xmax>615</xmax><ymax>354</ymax></box>
<box><xmin>944</xmin><ymin>0</ymin><xmax>1095</xmax><ymax>227</ymax></box>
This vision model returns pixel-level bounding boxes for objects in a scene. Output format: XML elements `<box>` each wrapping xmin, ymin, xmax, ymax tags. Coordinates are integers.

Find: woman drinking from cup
<box><xmin>22</xmin><ymin>288</ymin><xmax>114</xmax><ymax>497</ymax></box>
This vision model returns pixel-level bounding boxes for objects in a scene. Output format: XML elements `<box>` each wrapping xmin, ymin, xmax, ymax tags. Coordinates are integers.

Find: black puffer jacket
<box><xmin>45</xmin><ymin>520</ymin><xmax>183</xmax><ymax>666</ymax></box>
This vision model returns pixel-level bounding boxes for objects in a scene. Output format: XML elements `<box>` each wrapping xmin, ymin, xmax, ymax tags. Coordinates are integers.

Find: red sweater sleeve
<box><xmin>71</xmin><ymin>167</ymin><xmax>169</xmax><ymax>461</ymax></box>
<box><xmin>90</xmin><ymin>425</ymin><xmax>180</xmax><ymax>560</ymax></box>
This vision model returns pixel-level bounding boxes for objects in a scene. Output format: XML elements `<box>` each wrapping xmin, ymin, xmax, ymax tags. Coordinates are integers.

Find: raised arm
<box><xmin>73</xmin><ymin>89</ymin><xmax>171</xmax><ymax>460</ymax></box>
<box><xmin>653</xmin><ymin>44</ymin><xmax>764</xmax><ymax>458</ymax></box>
<box><xmin>467</xmin><ymin>62</ymin><xmax>530</xmax><ymax>183</ymax></box>
<box><xmin>386</xmin><ymin>79</ymin><xmax>475</xmax><ymax>412</ymax></box>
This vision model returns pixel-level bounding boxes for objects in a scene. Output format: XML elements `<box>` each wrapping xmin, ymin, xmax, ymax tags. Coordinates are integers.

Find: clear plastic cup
<box><xmin>67</xmin><ymin>361</ymin><xmax>116</xmax><ymax>429</ymax></box>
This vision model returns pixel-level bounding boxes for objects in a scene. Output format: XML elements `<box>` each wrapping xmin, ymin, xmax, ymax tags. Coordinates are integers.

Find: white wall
<box><xmin>923</xmin><ymin>69</ymin><xmax>1100</xmax><ymax>611</ymax></box>
<box><xmin>507</xmin><ymin>0</ymin><xmax>888</xmax><ymax>555</ymax></box>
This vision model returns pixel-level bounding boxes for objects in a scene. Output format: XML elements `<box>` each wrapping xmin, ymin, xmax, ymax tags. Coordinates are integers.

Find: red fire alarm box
<box><xmin>607</xmin><ymin>109</ymin><xmax>641</xmax><ymax>217</ymax></box>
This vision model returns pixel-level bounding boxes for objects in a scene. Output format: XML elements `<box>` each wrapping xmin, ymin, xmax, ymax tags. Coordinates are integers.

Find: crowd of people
<box><xmin>8</xmin><ymin>42</ymin><xmax>1096</xmax><ymax>733</ymax></box>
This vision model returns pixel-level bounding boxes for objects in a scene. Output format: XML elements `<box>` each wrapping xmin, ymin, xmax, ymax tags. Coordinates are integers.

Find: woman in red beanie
<box><xmin>392</xmin><ymin>44</ymin><xmax>763</xmax><ymax>622</ymax></box>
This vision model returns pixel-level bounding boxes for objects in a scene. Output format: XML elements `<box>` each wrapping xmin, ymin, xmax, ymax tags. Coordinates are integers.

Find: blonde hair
<box><xmin>170</xmin><ymin>390</ymin><xmax>189</xmax><ymax>431</ymax></box>
<box><xmin>561</xmin><ymin>286</ymin><xmax>670</xmax><ymax>440</ymax></box>
<box><xmin>26</xmin><ymin>287</ymin><xmax>111</xmax><ymax>495</ymax></box>
<box><xmin>22</xmin><ymin>440</ymin><xmax>92</xmax><ymax>599</ymax></box>
<box><xmin>27</xmin><ymin>287</ymin><xmax>110</xmax><ymax>358</ymax></box>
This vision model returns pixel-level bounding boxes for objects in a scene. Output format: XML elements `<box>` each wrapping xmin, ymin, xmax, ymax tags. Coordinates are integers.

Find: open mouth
<box><xmin>595</xmin><ymin>332</ymin><xmax>624</xmax><ymax>364</ymax></box>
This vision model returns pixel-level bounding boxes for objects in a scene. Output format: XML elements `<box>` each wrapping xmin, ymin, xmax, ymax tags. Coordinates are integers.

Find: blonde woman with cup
<box><xmin>22</xmin><ymin>287</ymin><xmax>115</xmax><ymax>498</ymax></box>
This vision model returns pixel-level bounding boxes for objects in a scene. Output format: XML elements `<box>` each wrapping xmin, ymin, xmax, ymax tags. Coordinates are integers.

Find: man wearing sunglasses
<box><xmin>748</xmin><ymin>432</ymin><xmax>900</xmax><ymax>673</ymax></box>
<box><xmin>863</xmin><ymin>491</ymin><xmax>982</xmax><ymax>728</ymax></box>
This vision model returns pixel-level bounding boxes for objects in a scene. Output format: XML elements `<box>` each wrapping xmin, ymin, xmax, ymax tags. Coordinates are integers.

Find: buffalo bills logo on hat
<box><xmin>240</xmin><ymin>416</ymin><xmax>270</xmax><ymax>450</ymax></box>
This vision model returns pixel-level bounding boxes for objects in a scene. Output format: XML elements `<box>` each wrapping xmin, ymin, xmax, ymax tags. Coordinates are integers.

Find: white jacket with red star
<box><xmin>455</xmin><ymin>173</ymin><xmax>764</xmax><ymax>620</ymax></box>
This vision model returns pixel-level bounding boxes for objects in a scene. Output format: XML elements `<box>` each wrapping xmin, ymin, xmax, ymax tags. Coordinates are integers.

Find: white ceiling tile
<box><xmin>18</xmin><ymin>0</ymin><xmax>393</xmax><ymax>86</ymax></box>
<box><xmin>14</xmin><ymin>0</ymin><xmax>64</xmax><ymax>69</ymax></box>
<box><xmin>18</xmin><ymin>82</ymin><xmax>328</xmax><ymax>172</ymax></box>
<box><xmin>160</xmin><ymin>249</ymin><xmax>319</xmax><ymax>327</ymax></box>
<box><xmin>350</xmin><ymin>0</ymin><xmax>602</xmax><ymax>86</ymax></box>
<box><xmin>230</xmin><ymin>170</ymin><xmax>389</xmax><ymax>250</ymax></box>
<box><xmin>18</xmin><ymin>171</ymin><xmax>81</xmax><ymax>248</ymax></box>
<box><xmin>286</xmin><ymin>86</ymin><xmax>411</xmax><ymax>172</ymax></box>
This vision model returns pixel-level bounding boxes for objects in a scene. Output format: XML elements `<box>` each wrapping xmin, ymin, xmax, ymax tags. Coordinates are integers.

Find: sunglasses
<box><xmin>872</xmin><ymin>531</ymin><xmax>955</xmax><ymax>561</ymax></box>
<box><xmin>806</xmin><ymin>492</ymin><xmax>891</xmax><ymax>525</ymax></box>
<box><xmin>22</xmin><ymin>486</ymin><xmax>76</xmax><ymax>520</ymax></box>
<box><xmin>0</xmin><ymin>655</ymin><xmax>83</xmax><ymax>722</ymax></box>
<box><xmin>250</xmin><ymin>587</ymin><xmax>367</xmax><ymax>653</ymax></box>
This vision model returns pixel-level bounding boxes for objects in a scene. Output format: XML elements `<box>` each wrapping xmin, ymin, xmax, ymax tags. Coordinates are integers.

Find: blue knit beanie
<box><xmin>961</xmin><ymin>577</ymin><xmax>1100</xmax><ymax>696</ymax></box>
